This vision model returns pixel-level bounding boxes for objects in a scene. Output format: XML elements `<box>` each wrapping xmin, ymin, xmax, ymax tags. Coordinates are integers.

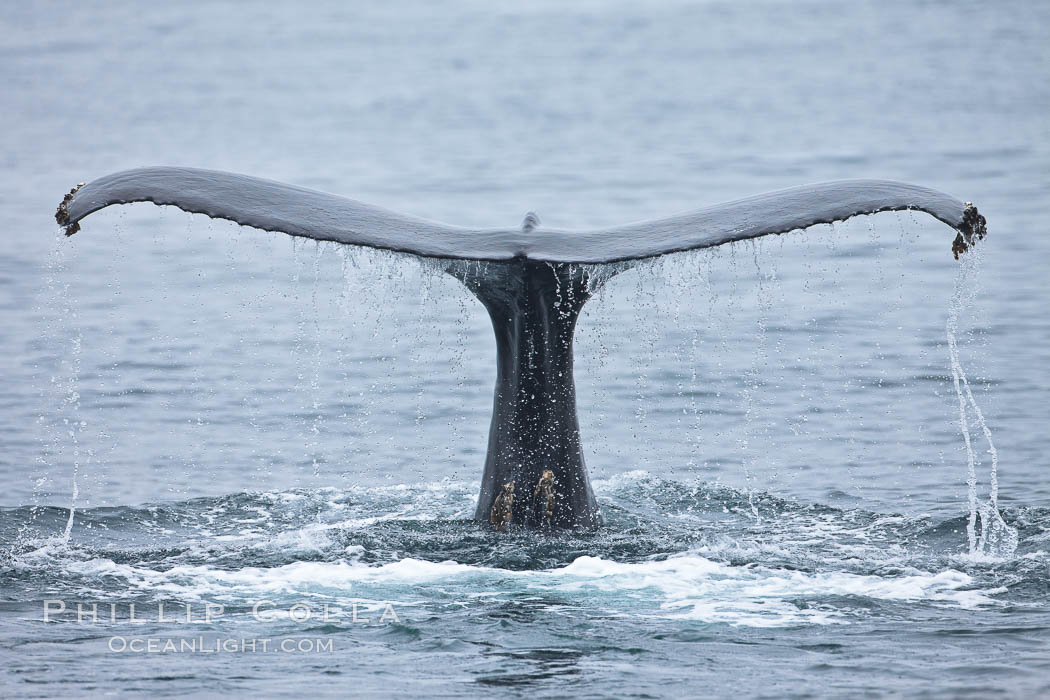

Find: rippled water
<box><xmin>3</xmin><ymin>0</ymin><xmax>1049</xmax><ymax>697</ymax></box>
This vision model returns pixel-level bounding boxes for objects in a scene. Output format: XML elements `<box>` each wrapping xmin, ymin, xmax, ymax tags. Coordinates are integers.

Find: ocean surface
<box><xmin>2</xmin><ymin>0</ymin><xmax>1049</xmax><ymax>696</ymax></box>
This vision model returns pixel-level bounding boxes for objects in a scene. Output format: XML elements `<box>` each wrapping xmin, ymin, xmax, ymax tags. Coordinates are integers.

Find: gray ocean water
<box><xmin>2</xmin><ymin>0</ymin><xmax>1049</xmax><ymax>697</ymax></box>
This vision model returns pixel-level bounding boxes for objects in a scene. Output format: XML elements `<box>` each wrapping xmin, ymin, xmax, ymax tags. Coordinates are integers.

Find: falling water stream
<box><xmin>946</xmin><ymin>251</ymin><xmax>1018</xmax><ymax>559</ymax></box>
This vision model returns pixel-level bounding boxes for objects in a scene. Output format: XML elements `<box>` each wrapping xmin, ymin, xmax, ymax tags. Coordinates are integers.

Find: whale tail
<box><xmin>56</xmin><ymin>167</ymin><xmax>986</xmax><ymax>528</ymax></box>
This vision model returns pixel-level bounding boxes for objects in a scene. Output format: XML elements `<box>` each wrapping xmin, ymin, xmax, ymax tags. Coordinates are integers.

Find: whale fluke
<box><xmin>56</xmin><ymin>167</ymin><xmax>984</xmax><ymax>263</ymax></box>
<box><xmin>56</xmin><ymin>166</ymin><xmax>986</xmax><ymax>529</ymax></box>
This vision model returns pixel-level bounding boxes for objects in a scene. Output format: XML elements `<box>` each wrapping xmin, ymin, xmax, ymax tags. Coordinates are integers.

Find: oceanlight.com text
<box><xmin>108</xmin><ymin>636</ymin><xmax>335</xmax><ymax>654</ymax></box>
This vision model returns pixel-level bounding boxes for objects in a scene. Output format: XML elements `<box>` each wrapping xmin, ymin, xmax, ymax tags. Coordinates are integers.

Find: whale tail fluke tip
<box><xmin>55</xmin><ymin>182</ymin><xmax>85</xmax><ymax>236</ymax></box>
<box><xmin>953</xmin><ymin>202</ymin><xmax>987</xmax><ymax>260</ymax></box>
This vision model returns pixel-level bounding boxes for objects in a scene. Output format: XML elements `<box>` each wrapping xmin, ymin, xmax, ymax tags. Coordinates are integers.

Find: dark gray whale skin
<box><xmin>56</xmin><ymin>167</ymin><xmax>986</xmax><ymax>529</ymax></box>
<box><xmin>448</xmin><ymin>258</ymin><xmax>603</xmax><ymax>528</ymax></box>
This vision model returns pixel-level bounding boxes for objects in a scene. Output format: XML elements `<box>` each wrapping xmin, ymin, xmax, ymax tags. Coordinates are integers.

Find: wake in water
<box><xmin>946</xmin><ymin>250</ymin><xmax>1018</xmax><ymax>559</ymax></box>
<box><xmin>3</xmin><ymin>474</ymin><xmax>1042</xmax><ymax>631</ymax></box>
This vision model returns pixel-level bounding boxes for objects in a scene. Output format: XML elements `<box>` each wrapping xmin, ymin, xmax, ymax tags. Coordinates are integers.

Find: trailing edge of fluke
<box><xmin>54</xmin><ymin>167</ymin><xmax>986</xmax><ymax>530</ymax></box>
<box><xmin>56</xmin><ymin>166</ymin><xmax>985</xmax><ymax>263</ymax></box>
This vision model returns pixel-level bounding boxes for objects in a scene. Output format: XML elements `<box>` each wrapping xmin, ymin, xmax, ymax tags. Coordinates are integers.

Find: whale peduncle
<box><xmin>446</xmin><ymin>258</ymin><xmax>603</xmax><ymax>529</ymax></box>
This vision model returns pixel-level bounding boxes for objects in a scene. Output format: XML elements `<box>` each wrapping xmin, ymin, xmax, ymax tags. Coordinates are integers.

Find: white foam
<box><xmin>28</xmin><ymin>549</ymin><xmax>1003</xmax><ymax>628</ymax></box>
<box><xmin>539</xmin><ymin>553</ymin><xmax>999</xmax><ymax>626</ymax></box>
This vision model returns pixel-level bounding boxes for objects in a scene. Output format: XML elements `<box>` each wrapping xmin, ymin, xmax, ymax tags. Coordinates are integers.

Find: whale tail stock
<box><xmin>56</xmin><ymin>167</ymin><xmax>986</xmax><ymax>529</ymax></box>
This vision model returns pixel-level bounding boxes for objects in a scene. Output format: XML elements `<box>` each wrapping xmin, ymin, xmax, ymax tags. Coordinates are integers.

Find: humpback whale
<box><xmin>55</xmin><ymin>167</ymin><xmax>986</xmax><ymax>529</ymax></box>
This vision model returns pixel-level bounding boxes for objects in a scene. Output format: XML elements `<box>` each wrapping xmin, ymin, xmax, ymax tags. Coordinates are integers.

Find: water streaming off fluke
<box><xmin>947</xmin><ymin>250</ymin><xmax>1017</xmax><ymax>559</ymax></box>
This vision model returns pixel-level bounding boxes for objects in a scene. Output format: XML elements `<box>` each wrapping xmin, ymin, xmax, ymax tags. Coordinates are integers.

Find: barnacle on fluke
<box><xmin>489</xmin><ymin>481</ymin><xmax>515</xmax><ymax>532</ymax></box>
<box><xmin>952</xmin><ymin>202</ymin><xmax>988</xmax><ymax>260</ymax></box>
<box><xmin>54</xmin><ymin>183</ymin><xmax>84</xmax><ymax>236</ymax></box>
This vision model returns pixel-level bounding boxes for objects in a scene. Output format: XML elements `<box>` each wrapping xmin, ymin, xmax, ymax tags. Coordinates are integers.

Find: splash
<box><xmin>946</xmin><ymin>250</ymin><xmax>1017</xmax><ymax>559</ymax></box>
